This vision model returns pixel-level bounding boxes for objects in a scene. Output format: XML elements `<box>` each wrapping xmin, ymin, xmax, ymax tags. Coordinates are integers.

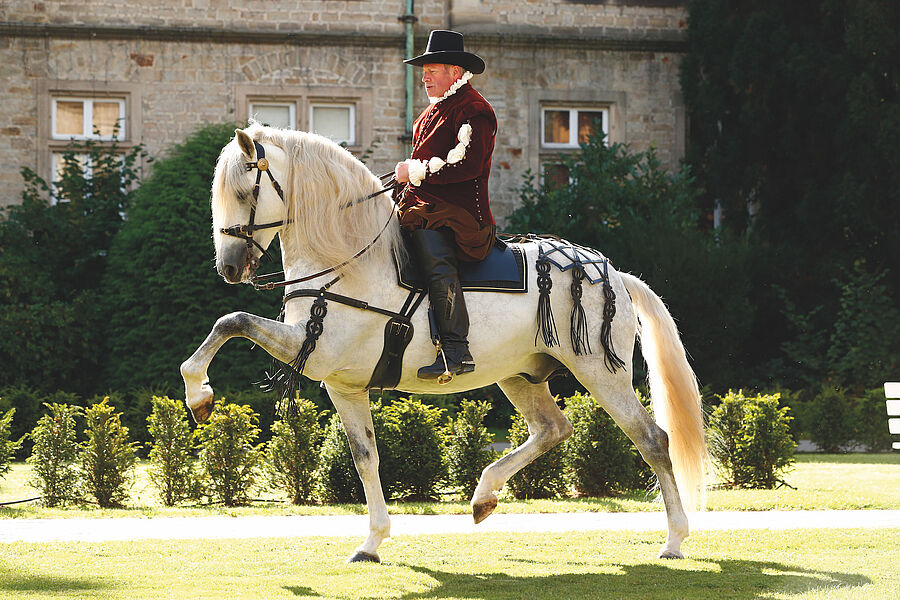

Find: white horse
<box><xmin>181</xmin><ymin>123</ymin><xmax>709</xmax><ymax>563</ymax></box>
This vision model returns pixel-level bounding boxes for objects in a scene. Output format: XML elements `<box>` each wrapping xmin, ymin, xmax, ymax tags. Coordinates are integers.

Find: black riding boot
<box><xmin>410</xmin><ymin>228</ymin><xmax>475</xmax><ymax>381</ymax></box>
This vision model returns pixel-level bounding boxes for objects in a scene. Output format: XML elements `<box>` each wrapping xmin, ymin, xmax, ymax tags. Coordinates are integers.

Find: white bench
<box><xmin>886</xmin><ymin>382</ymin><xmax>900</xmax><ymax>451</ymax></box>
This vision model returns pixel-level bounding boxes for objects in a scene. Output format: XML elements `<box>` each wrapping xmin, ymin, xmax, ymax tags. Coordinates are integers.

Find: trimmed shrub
<box><xmin>197</xmin><ymin>399</ymin><xmax>263</xmax><ymax>506</ymax></box>
<box><xmin>808</xmin><ymin>385</ymin><xmax>854</xmax><ymax>453</ymax></box>
<box><xmin>316</xmin><ymin>402</ymin><xmax>396</xmax><ymax>504</ymax></box>
<box><xmin>0</xmin><ymin>385</ymin><xmax>43</xmax><ymax>458</ymax></box>
<box><xmin>317</xmin><ymin>412</ymin><xmax>364</xmax><ymax>504</ymax></box>
<box><xmin>147</xmin><ymin>395</ymin><xmax>199</xmax><ymax>506</ymax></box>
<box><xmin>0</xmin><ymin>408</ymin><xmax>22</xmax><ymax>481</ymax></box>
<box><xmin>709</xmin><ymin>391</ymin><xmax>796</xmax><ymax>489</ymax></box>
<box><xmin>505</xmin><ymin>409</ymin><xmax>568</xmax><ymax>499</ymax></box>
<box><xmin>80</xmin><ymin>397</ymin><xmax>139</xmax><ymax>508</ymax></box>
<box><xmin>266</xmin><ymin>397</ymin><xmax>322</xmax><ymax>504</ymax></box>
<box><xmin>563</xmin><ymin>393</ymin><xmax>651</xmax><ymax>496</ymax></box>
<box><xmin>383</xmin><ymin>397</ymin><xmax>447</xmax><ymax>501</ymax></box>
<box><xmin>854</xmin><ymin>387</ymin><xmax>894</xmax><ymax>453</ymax></box>
<box><xmin>27</xmin><ymin>403</ymin><xmax>81</xmax><ymax>506</ymax></box>
<box><xmin>445</xmin><ymin>399</ymin><xmax>495</xmax><ymax>499</ymax></box>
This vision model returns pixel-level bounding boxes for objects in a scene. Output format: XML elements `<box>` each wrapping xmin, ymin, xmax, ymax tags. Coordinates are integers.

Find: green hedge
<box><xmin>709</xmin><ymin>391</ymin><xmax>796</xmax><ymax>489</ymax></box>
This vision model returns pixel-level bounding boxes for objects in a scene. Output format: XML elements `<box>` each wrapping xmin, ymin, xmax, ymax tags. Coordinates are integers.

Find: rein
<box><xmin>219</xmin><ymin>139</ymin><xmax>399</xmax><ymax>290</ymax></box>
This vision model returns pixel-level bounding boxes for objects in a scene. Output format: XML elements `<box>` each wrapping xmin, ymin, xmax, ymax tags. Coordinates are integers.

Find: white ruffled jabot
<box><xmin>428</xmin><ymin>71</ymin><xmax>474</xmax><ymax>104</ymax></box>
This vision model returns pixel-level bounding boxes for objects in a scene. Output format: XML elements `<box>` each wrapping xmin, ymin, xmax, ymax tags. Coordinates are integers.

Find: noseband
<box><xmin>220</xmin><ymin>140</ymin><xmax>287</xmax><ymax>267</ymax></box>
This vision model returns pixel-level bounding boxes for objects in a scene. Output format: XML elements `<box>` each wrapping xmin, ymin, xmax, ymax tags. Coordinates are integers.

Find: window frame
<box><xmin>529</xmin><ymin>89</ymin><xmax>626</xmax><ymax>186</ymax></box>
<box><xmin>540</xmin><ymin>106</ymin><xmax>610</xmax><ymax>150</ymax></box>
<box><xmin>51</xmin><ymin>97</ymin><xmax>127</xmax><ymax>141</ymax></box>
<box><xmin>309</xmin><ymin>102</ymin><xmax>356</xmax><ymax>146</ymax></box>
<box><xmin>248</xmin><ymin>101</ymin><xmax>297</xmax><ymax>130</ymax></box>
<box><xmin>37</xmin><ymin>81</ymin><xmax>142</xmax><ymax>197</ymax></box>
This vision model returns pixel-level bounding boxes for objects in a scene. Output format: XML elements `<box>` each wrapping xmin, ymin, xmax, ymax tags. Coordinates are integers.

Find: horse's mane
<box><xmin>214</xmin><ymin>122</ymin><xmax>402</xmax><ymax>282</ymax></box>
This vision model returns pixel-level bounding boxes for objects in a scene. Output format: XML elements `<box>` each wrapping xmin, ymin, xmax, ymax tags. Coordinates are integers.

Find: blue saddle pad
<box><xmin>396</xmin><ymin>238</ymin><xmax>528</xmax><ymax>293</ymax></box>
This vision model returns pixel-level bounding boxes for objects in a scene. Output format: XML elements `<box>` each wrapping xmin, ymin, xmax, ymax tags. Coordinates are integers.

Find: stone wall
<box><xmin>0</xmin><ymin>1</ymin><xmax>687</xmax><ymax>222</ymax></box>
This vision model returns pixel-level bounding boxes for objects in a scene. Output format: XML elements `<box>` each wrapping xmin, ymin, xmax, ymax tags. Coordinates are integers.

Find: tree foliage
<box><xmin>0</xmin><ymin>139</ymin><xmax>145</xmax><ymax>394</ymax></box>
<box><xmin>680</xmin><ymin>0</ymin><xmax>900</xmax><ymax>388</ymax></box>
<box><xmin>507</xmin><ymin>135</ymin><xmax>754</xmax><ymax>390</ymax></box>
<box><xmin>383</xmin><ymin>397</ymin><xmax>448</xmax><ymax>501</ymax></box>
<box><xmin>101</xmin><ymin>122</ymin><xmax>282</xmax><ymax>392</ymax></box>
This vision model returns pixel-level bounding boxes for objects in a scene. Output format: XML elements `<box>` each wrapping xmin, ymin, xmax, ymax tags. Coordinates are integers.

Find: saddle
<box><xmin>394</xmin><ymin>237</ymin><xmax>528</xmax><ymax>294</ymax></box>
<box><xmin>368</xmin><ymin>238</ymin><xmax>528</xmax><ymax>391</ymax></box>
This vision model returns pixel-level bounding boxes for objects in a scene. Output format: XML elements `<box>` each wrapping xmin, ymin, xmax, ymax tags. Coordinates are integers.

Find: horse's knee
<box><xmin>215</xmin><ymin>311</ymin><xmax>252</xmax><ymax>337</ymax></box>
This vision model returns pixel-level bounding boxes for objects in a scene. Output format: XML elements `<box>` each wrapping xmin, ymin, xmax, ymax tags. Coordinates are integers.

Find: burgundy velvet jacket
<box><xmin>397</xmin><ymin>82</ymin><xmax>497</xmax><ymax>261</ymax></box>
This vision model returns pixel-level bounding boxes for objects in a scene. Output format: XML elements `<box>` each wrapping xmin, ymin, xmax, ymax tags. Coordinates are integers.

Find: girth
<box><xmin>262</xmin><ymin>284</ymin><xmax>428</xmax><ymax>405</ymax></box>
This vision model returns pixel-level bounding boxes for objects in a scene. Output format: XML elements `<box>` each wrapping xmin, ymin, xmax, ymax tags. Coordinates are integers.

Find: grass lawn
<box><xmin>1</xmin><ymin>454</ymin><xmax>898</xmax><ymax>519</ymax></box>
<box><xmin>0</xmin><ymin>528</ymin><xmax>897</xmax><ymax>599</ymax></box>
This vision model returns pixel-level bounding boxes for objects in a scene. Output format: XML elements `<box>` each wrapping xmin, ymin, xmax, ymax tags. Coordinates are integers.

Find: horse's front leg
<box><xmin>180</xmin><ymin>311</ymin><xmax>304</xmax><ymax>423</ymax></box>
<box><xmin>324</xmin><ymin>383</ymin><xmax>390</xmax><ymax>564</ymax></box>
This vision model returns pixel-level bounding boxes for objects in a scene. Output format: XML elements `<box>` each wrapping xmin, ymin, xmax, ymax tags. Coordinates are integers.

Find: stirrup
<box><xmin>417</xmin><ymin>344</ymin><xmax>475</xmax><ymax>383</ymax></box>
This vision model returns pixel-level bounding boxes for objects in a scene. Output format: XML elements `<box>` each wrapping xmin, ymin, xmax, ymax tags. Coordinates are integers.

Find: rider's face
<box><xmin>422</xmin><ymin>63</ymin><xmax>462</xmax><ymax>99</ymax></box>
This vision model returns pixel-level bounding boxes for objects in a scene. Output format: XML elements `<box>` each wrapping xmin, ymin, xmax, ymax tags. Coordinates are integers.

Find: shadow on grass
<box><xmin>381</xmin><ymin>559</ymin><xmax>870</xmax><ymax>600</ymax></box>
<box><xmin>0</xmin><ymin>567</ymin><xmax>109</xmax><ymax>594</ymax></box>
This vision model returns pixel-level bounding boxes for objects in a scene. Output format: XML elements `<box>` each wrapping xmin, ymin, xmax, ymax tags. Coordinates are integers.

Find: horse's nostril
<box><xmin>223</xmin><ymin>263</ymin><xmax>240</xmax><ymax>281</ymax></box>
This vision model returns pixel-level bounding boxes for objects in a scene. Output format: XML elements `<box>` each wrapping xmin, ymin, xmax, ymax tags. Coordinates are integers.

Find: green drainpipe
<box><xmin>401</xmin><ymin>0</ymin><xmax>417</xmax><ymax>156</ymax></box>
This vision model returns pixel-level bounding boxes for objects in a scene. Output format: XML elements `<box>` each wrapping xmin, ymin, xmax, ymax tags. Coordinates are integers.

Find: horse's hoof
<box><xmin>472</xmin><ymin>496</ymin><xmax>498</xmax><ymax>524</ymax></box>
<box><xmin>658</xmin><ymin>549</ymin><xmax>684</xmax><ymax>560</ymax></box>
<box><xmin>187</xmin><ymin>387</ymin><xmax>215</xmax><ymax>424</ymax></box>
<box><xmin>347</xmin><ymin>551</ymin><xmax>380</xmax><ymax>564</ymax></box>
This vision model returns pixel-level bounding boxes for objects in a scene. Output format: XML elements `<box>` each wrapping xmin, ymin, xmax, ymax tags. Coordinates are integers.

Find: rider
<box><xmin>394</xmin><ymin>30</ymin><xmax>497</xmax><ymax>381</ymax></box>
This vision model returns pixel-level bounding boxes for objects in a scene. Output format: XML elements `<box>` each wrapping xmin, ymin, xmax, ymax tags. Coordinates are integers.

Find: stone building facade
<box><xmin>0</xmin><ymin>0</ymin><xmax>688</xmax><ymax>221</ymax></box>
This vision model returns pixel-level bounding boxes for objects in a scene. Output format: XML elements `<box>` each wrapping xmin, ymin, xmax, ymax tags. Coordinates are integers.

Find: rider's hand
<box><xmin>395</xmin><ymin>161</ymin><xmax>410</xmax><ymax>183</ymax></box>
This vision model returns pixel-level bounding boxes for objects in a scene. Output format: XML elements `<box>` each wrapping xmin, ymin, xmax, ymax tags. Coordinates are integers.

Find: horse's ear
<box><xmin>234</xmin><ymin>128</ymin><xmax>256</xmax><ymax>160</ymax></box>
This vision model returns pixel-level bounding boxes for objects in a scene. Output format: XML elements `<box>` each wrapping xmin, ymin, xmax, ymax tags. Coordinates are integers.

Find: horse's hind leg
<box><xmin>471</xmin><ymin>376</ymin><xmax>573</xmax><ymax>523</ymax></box>
<box><xmin>579</xmin><ymin>377</ymin><xmax>690</xmax><ymax>559</ymax></box>
<box><xmin>324</xmin><ymin>384</ymin><xmax>390</xmax><ymax>563</ymax></box>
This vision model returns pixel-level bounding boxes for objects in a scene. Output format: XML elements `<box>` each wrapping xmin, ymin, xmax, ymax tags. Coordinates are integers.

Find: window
<box><xmin>539</xmin><ymin>107</ymin><xmax>609</xmax><ymax>188</ymax></box>
<box><xmin>541</xmin><ymin>107</ymin><xmax>608</xmax><ymax>149</ymax></box>
<box><xmin>310</xmin><ymin>104</ymin><xmax>355</xmax><ymax>145</ymax></box>
<box><xmin>51</xmin><ymin>98</ymin><xmax>125</xmax><ymax>140</ymax></box>
<box><xmin>236</xmin><ymin>86</ymin><xmax>373</xmax><ymax>152</ymax></box>
<box><xmin>250</xmin><ymin>102</ymin><xmax>296</xmax><ymax>129</ymax></box>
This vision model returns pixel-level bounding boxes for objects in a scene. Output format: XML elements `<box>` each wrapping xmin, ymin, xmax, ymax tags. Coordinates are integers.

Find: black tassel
<box><xmin>535</xmin><ymin>257</ymin><xmax>559</xmax><ymax>347</ymax></box>
<box><xmin>570</xmin><ymin>264</ymin><xmax>592</xmax><ymax>356</ymax></box>
<box><xmin>599</xmin><ymin>260</ymin><xmax>627</xmax><ymax>373</ymax></box>
<box><xmin>257</xmin><ymin>292</ymin><xmax>328</xmax><ymax>416</ymax></box>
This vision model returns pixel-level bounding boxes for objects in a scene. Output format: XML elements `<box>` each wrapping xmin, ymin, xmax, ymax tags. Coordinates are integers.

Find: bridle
<box><xmin>220</xmin><ymin>141</ymin><xmax>287</xmax><ymax>270</ymax></box>
<box><xmin>219</xmin><ymin>139</ymin><xmax>399</xmax><ymax>290</ymax></box>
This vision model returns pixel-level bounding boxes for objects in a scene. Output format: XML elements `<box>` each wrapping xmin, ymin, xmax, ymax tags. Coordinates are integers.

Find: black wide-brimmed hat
<box><xmin>403</xmin><ymin>30</ymin><xmax>485</xmax><ymax>74</ymax></box>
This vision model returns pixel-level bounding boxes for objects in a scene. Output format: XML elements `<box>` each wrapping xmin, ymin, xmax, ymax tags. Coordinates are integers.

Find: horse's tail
<box><xmin>620</xmin><ymin>272</ymin><xmax>709</xmax><ymax>510</ymax></box>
